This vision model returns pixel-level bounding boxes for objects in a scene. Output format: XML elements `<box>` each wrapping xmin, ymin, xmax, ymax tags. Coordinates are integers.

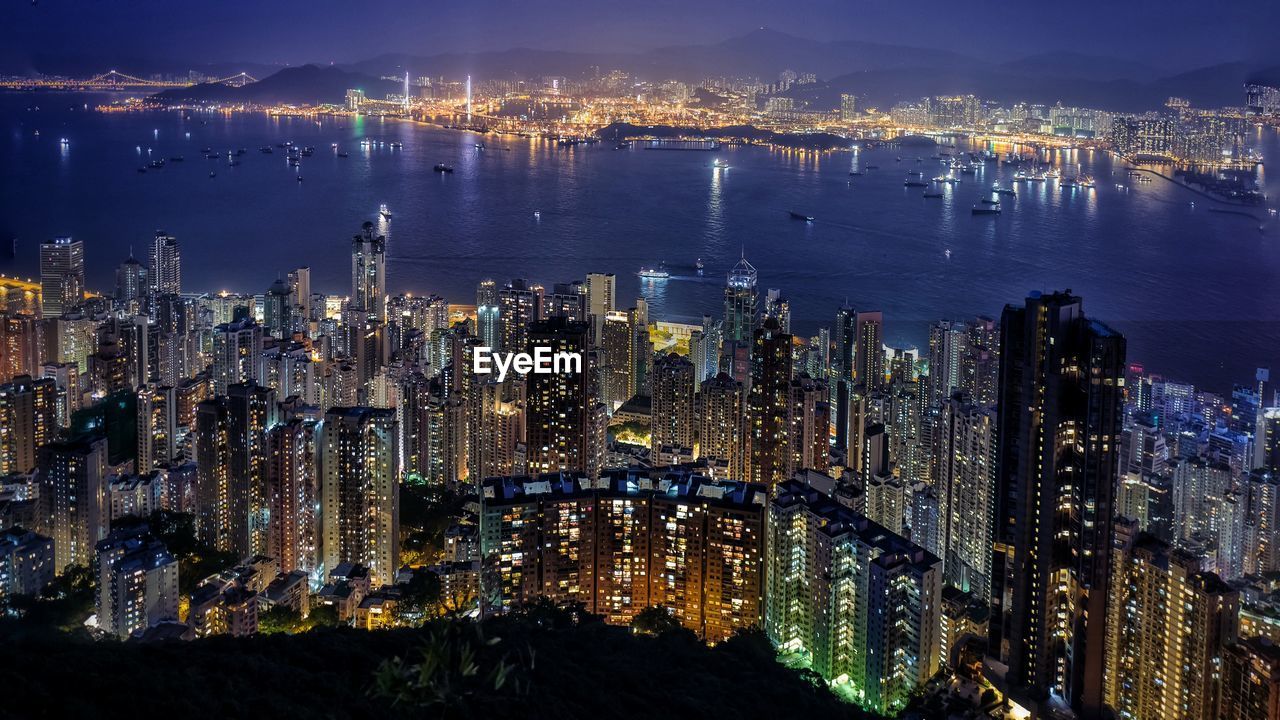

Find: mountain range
<box><xmin>138</xmin><ymin>29</ymin><xmax>1280</xmax><ymax>111</ymax></box>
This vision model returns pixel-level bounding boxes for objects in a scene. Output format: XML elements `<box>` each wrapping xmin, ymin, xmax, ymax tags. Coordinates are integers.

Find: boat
<box><xmin>389</xmin><ymin>142</ymin><xmax>403</xmax><ymax>149</ymax></box>
<box><xmin>944</xmin><ymin>249</ymin><xmax>952</xmax><ymax>259</ymax></box>
<box><xmin>864</xmin><ymin>164</ymin><xmax>880</xmax><ymax>170</ymax></box>
<box><xmin>994</xmin><ymin>187</ymin><xmax>1017</xmax><ymax>196</ymax></box>
<box><xmin>695</xmin><ymin>258</ymin><xmax>704</xmax><ymax>274</ymax></box>
<box><xmin>136</xmin><ymin>167</ymin><xmax>147</xmax><ymax>174</ymax></box>
<box><xmin>433</xmin><ymin>163</ymin><xmax>454</xmax><ymax>173</ymax></box>
<box><xmin>475</xmin><ymin>143</ymin><xmax>486</xmax><ymax>150</ymax></box>
<box><xmin>380</xmin><ymin>203</ymin><xmax>392</xmax><ymax>220</ymax></box>
<box><xmin>296</xmin><ymin>175</ymin><xmax>304</xmax><ymax>182</ymax></box>
<box><xmin>713</xmin><ymin>159</ymin><xmax>728</xmax><ymax>169</ymax></box>
<box><xmin>971</xmin><ymin>206</ymin><xmax>1001</xmax><ymax>215</ymax></box>
<box><xmin>907</xmin><ymin>170</ymin><xmax>923</xmax><ymax>176</ymax></box>
<box><xmin>169</xmin><ymin>156</ymin><xmax>184</xmax><ymax>162</ymax></box>
<box><xmin>849</xmin><ymin>171</ymin><xmax>864</xmax><ymax>176</ymax></box>
<box><xmin>147</xmin><ymin>159</ymin><xmax>165</xmax><ymax>169</ymax></box>
<box><xmin>923</xmin><ymin>192</ymin><xmax>944</xmax><ymax>198</ymax></box>
<box><xmin>638</xmin><ymin>265</ymin><xmax>670</xmax><ymax>279</ymax></box>
<box><xmin>904</xmin><ymin>180</ymin><xmax>929</xmax><ymax>187</ymax></box>
<box><xmin>200</xmin><ymin>148</ymin><xmax>212</xmax><ymax>153</ymax></box>
<box><xmin>337</xmin><ymin>152</ymin><xmax>349</xmax><ymax>158</ymax></box>
<box><xmin>534</xmin><ymin>211</ymin><xmax>541</xmax><ymax>219</ymax></box>
<box><xmin>789</xmin><ymin>211</ymin><xmax>815</xmax><ymax>222</ymax></box>
<box><xmin>209</xmin><ymin>171</ymin><xmax>216</xmax><ymax>178</ymax></box>
<box><xmin>980</xmin><ymin>198</ymin><xmax>1000</xmax><ymax>205</ymax></box>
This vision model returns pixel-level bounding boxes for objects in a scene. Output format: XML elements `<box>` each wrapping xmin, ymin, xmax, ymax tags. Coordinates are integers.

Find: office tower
<box><xmin>927</xmin><ymin>320</ymin><xmax>969</xmax><ymax>407</ymax></box>
<box><xmin>1103</xmin><ymin>525</ymin><xmax>1238</xmax><ymax>720</ymax></box>
<box><xmin>854</xmin><ymin>310</ymin><xmax>885</xmax><ymax>390</ymax></box>
<box><xmin>149</xmin><ymin>231</ymin><xmax>181</xmax><ymax>296</ymax></box>
<box><xmin>585</xmin><ymin>272</ymin><xmax>615</xmax><ymax>344</ymax></box>
<box><xmin>697</xmin><ymin>372</ymin><xmax>745</xmax><ymax>480</ymax></box>
<box><xmin>39</xmin><ymin>434</ymin><xmax>108</xmax><ymax>571</ymax></box>
<box><xmin>114</xmin><ymin>255</ymin><xmax>148</xmax><ymax>313</ymax></box>
<box><xmin>498</xmin><ymin>279</ymin><xmax>541</xmax><ymax>356</ymax></box>
<box><xmin>689</xmin><ymin>315</ymin><xmax>723</xmax><ymax>390</ymax></box>
<box><xmin>0</xmin><ymin>375</ymin><xmax>57</xmax><ymax>474</ymax></box>
<box><xmin>787</xmin><ymin>374</ymin><xmax>829</xmax><ymax>474</ymax></box>
<box><xmin>766</xmin><ymin>479</ymin><xmax>942</xmax><ymax>716</ymax></box>
<box><xmin>321</xmin><ymin>407</ymin><xmax>399</xmax><ymax>586</ymax></box>
<box><xmin>992</xmin><ymin>291</ymin><xmax>1125</xmax><ymax>716</ymax></box>
<box><xmin>723</xmin><ymin>254</ymin><xmax>758</xmax><ymax>345</ymax></box>
<box><xmin>763</xmin><ymin>288</ymin><xmax>791</xmax><ymax>334</ymax></box>
<box><xmin>136</xmin><ymin>385</ymin><xmax>177</xmax><ymax>475</ymax></box>
<box><xmin>748</xmin><ymin>318</ymin><xmax>792</xmax><ymax>486</ymax></box>
<box><xmin>227</xmin><ymin>383</ymin><xmax>277</xmax><ymax>556</ymax></box>
<box><xmin>524</xmin><ymin>318</ymin><xmax>601</xmax><ymax>478</ymax></box>
<box><xmin>350</xmin><ymin>223</ymin><xmax>386</xmax><ymax>321</ymax></box>
<box><xmin>478</xmin><ymin>467</ymin><xmax>766</xmax><ymax>642</ymax></box>
<box><xmin>267</xmin><ymin>418</ymin><xmax>320</xmax><ymax>577</ymax></box>
<box><xmin>94</xmin><ymin>526</ymin><xmax>180</xmax><ymax>638</ymax></box>
<box><xmin>1</xmin><ymin>312</ymin><xmax>41</xmax><ymax>382</ymax></box>
<box><xmin>287</xmin><ymin>266</ymin><xmax>310</xmax><ymax>323</ymax></box>
<box><xmin>0</xmin><ymin>528</ymin><xmax>56</xmax><ymax>597</ymax></box>
<box><xmin>263</xmin><ymin>277</ymin><xmax>292</xmax><ymax>339</ymax></box>
<box><xmin>1220</xmin><ymin>637</ymin><xmax>1280</xmax><ymax>720</ymax></box>
<box><xmin>39</xmin><ymin>236</ymin><xmax>85</xmax><ymax>318</ymax></box>
<box><xmin>476</xmin><ymin>279</ymin><xmax>500</xmax><ymax>350</ymax></box>
<box><xmin>935</xmin><ymin>392</ymin><xmax>996</xmax><ymax>598</ymax></box>
<box><xmin>211</xmin><ymin>318</ymin><xmax>262</xmax><ymax>395</ymax></box>
<box><xmin>599</xmin><ymin>310</ymin><xmax>637</xmax><ymax>411</ymax></box>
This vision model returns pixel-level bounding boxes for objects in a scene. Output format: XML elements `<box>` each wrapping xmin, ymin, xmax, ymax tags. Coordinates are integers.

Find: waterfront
<box><xmin>2</xmin><ymin>92</ymin><xmax>1278</xmax><ymax>389</ymax></box>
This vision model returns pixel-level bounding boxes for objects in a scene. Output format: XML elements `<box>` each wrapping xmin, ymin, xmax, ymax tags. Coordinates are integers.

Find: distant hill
<box><xmin>997</xmin><ymin>52</ymin><xmax>1161</xmax><ymax>82</ymax></box>
<box><xmin>151</xmin><ymin>64</ymin><xmax>401</xmax><ymax>105</ymax></box>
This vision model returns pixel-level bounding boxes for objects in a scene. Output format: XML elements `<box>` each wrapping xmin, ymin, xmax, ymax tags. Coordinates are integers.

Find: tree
<box><xmin>629</xmin><ymin>605</ymin><xmax>683</xmax><ymax>636</ymax></box>
<box><xmin>372</xmin><ymin>622</ymin><xmax>523</xmax><ymax>716</ymax></box>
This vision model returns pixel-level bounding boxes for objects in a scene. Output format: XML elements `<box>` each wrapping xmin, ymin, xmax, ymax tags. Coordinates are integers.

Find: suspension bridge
<box><xmin>0</xmin><ymin>70</ymin><xmax>258</xmax><ymax>90</ymax></box>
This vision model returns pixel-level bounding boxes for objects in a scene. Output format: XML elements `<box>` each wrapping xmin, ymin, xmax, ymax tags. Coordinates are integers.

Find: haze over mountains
<box><xmin>51</xmin><ymin>30</ymin><xmax>1280</xmax><ymax>112</ymax></box>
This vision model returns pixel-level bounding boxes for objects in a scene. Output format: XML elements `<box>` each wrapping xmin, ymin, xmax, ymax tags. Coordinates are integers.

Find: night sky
<box><xmin>2</xmin><ymin>0</ymin><xmax>1277</xmax><ymax>71</ymax></box>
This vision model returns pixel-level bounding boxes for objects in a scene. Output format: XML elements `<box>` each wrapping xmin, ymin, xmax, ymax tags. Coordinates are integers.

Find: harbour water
<box><xmin>2</xmin><ymin>92</ymin><xmax>1278</xmax><ymax>390</ymax></box>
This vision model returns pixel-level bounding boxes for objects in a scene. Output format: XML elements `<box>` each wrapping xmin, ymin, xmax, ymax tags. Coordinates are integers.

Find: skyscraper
<box><xmin>854</xmin><ymin>310</ymin><xmax>885</xmax><ymax>390</ymax></box>
<box><xmin>1103</xmin><ymin>524</ymin><xmax>1237</xmax><ymax>720</ymax></box>
<box><xmin>476</xmin><ymin>279</ymin><xmax>501</xmax><ymax>350</ymax></box>
<box><xmin>94</xmin><ymin>526</ymin><xmax>180</xmax><ymax>639</ymax></box>
<box><xmin>935</xmin><ymin>392</ymin><xmax>996</xmax><ymax>598</ymax></box>
<box><xmin>524</xmin><ymin>318</ymin><xmax>601</xmax><ymax>477</ymax></box>
<box><xmin>723</xmin><ymin>254</ymin><xmax>758</xmax><ymax>345</ymax></box>
<box><xmin>991</xmin><ymin>290</ymin><xmax>1125</xmax><ymax>716</ymax></box>
<box><xmin>149</xmin><ymin>231</ymin><xmax>181</xmax><ymax>296</ymax></box>
<box><xmin>498</xmin><ymin>279</ymin><xmax>541</xmax><ymax>357</ymax></box>
<box><xmin>321</xmin><ymin>407</ymin><xmax>399</xmax><ymax>586</ymax></box>
<box><xmin>350</xmin><ymin>222</ymin><xmax>386</xmax><ymax>321</ymax></box>
<box><xmin>585</xmin><ymin>272</ymin><xmax>615</xmax><ymax>344</ymax></box>
<box><xmin>599</xmin><ymin>310</ymin><xmax>637</xmax><ymax>411</ymax></box>
<box><xmin>650</xmin><ymin>352</ymin><xmax>696</xmax><ymax>463</ymax></box>
<box><xmin>696</xmin><ymin>372</ymin><xmax>745</xmax><ymax>480</ymax></box>
<box><xmin>748</xmin><ymin>318</ymin><xmax>792</xmax><ymax>486</ymax></box>
<box><xmin>0</xmin><ymin>374</ymin><xmax>57</xmax><ymax>475</ymax></box>
<box><xmin>267</xmin><ymin>418</ymin><xmax>320</xmax><ymax>577</ymax></box>
<box><xmin>227</xmin><ymin>382</ymin><xmax>277</xmax><ymax>557</ymax></box>
<box><xmin>39</xmin><ymin>236</ymin><xmax>85</xmax><ymax>319</ymax></box>
<box><xmin>114</xmin><ymin>255</ymin><xmax>148</xmax><ymax>313</ymax></box>
<box><xmin>211</xmin><ymin>318</ymin><xmax>262</xmax><ymax>396</ymax></box>
<box><xmin>39</xmin><ymin>434</ymin><xmax>108</xmax><ymax>571</ymax></box>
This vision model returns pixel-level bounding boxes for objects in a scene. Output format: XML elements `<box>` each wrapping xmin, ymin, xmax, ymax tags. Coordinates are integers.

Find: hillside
<box><xmin>151</xmin><ymin>64</ymin><xmax>401</xmax><ymax>105</ymax></box>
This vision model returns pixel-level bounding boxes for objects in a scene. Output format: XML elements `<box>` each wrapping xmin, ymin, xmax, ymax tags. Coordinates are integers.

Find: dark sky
<box><xmin>2</xmin><ymin>0</ymin><xmax>1276</xmax><ymax>71</ymax></box>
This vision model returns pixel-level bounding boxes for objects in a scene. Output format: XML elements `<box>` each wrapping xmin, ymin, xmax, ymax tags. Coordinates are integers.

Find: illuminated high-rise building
<box><xmin>524</xmin><ymin>318</ymin><xmax>601</xmax><ymax>478</ymax></box>
<box><xmin>1103</xmin><ymin>523</ymin><xmax>1238</xmax><ymax>720</ymax></box>
<box><xmin>267</xmin><ymin>418</ymin><xmax>320</xmax><ymax>577</ymax></box>
<box><xmin>321</xmin><ymin>407</ymin><xmax>399</xmax><ymax>586</ymax></box>
<box><xmin>39</xmin><ymin>236</ymin><xmax>85</xmax><ymax>319</ymax></box>
<box><xmin>227</xmin><ymin>382</ymin><xmax>277</xmax><ymax>557</ymax></box>
<box><xmin>211</xmin><ymin>318</ymin><xmax>262</xmax><ymax>395</ymax></box>
<box><xmin>0</xmin><ymin>313</ymin><xmax>41</xmax><ymax>383</ymax></box>
<box><xmin>766</xmin><ymin>479</ymin><xmax>942</xmax><ymax>715</ymax></box>
<box><xmin>475</xmin><ymin>279</ymin><xmax>501</xmax><ymax>350</ymax></box>
<box><xmin>350</xmin><ymin>223</ymin><xmax>386</xmax><ymax>322</ymax></box>
<box><xmin>0</xmin><ymin>374</ymin><xmax>57</xmax><ymax>475</ymax></box>
<box><xmin>748</xmin><ymin>318</ymin><xmax>792</xmax><ymax>486</ymax></box>
<box><xmin>585</xmin><ymin>272</ymin><xmax>615</xmax><ymax>344</ymax></box>
<box><xmin>723</xmin><ymin>254</ymin><xmax>758</xmax><ymax>345</ymax></box>
<box><xmin>114</xmin><ymin>255</ymin><xmax>148</xmax><ymax>314</ymax></box>
<box><xmin>498</xmin><ymin>279</ymin><xmax>541</xmax><ymax>358</ymax></box>
<box><xmin>650</xmin><ymin>352</ymin><xmax>696</xmax><ymax>463</ymax></box>
<box><xmin>991</xmin><ymin>291</ymin><xmax>1125</xmax><ymax>716</ymax></box>
<box><xmin>94</xmin><ymin>526</ymin><xmax>179</xmax><ymax>639</ymax></box>
<box><xmin>479</xmin><ymin>467</ymin><xmax>766</xmax><ymax>643</ymax></box>
<box><xmin>854</xmin><ymin>310</ymin><xmax>884</xmax><ymax>390</ymax></box>
<box><xmin>149</xmin><ymin>231</ymin><xmax>181</xmax><ymax>296</ymax></box>
<box><xmin>786</xmin><ymin>374</ymin><xmax>829</xmax><ymax>475</ymax></box>
<box><xmin>135</xmin><ymin>385</ymin><xmax>177</xmax><ymax>475</ymax></box>
<box><xmin>39</xmin><ymin>434</ymin><xmax>108</xmax><ymax>572</ymax></box>
<box><xmin>696</xmin><ymin>372</ymin><xmax>745</xmax><ymax>480</ymax></box>
<box><xmin>1220</xmin><ymin>636</ymin><xmax>1280</xmax><ymax>720</ymax></box>
<box><xmin>935</xmin><ymin>391</ymin><xmax>995</xmax><ymax>598</ymax></box>
<box><xmin>763</xmin><ymin>288</ymin><xmax>790</xmax><ymax>334</ymax></box>
<box><xmin>599</xmin><ymin>310</ymin><xmax>637</xmax><ymax>411</ymax></box>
